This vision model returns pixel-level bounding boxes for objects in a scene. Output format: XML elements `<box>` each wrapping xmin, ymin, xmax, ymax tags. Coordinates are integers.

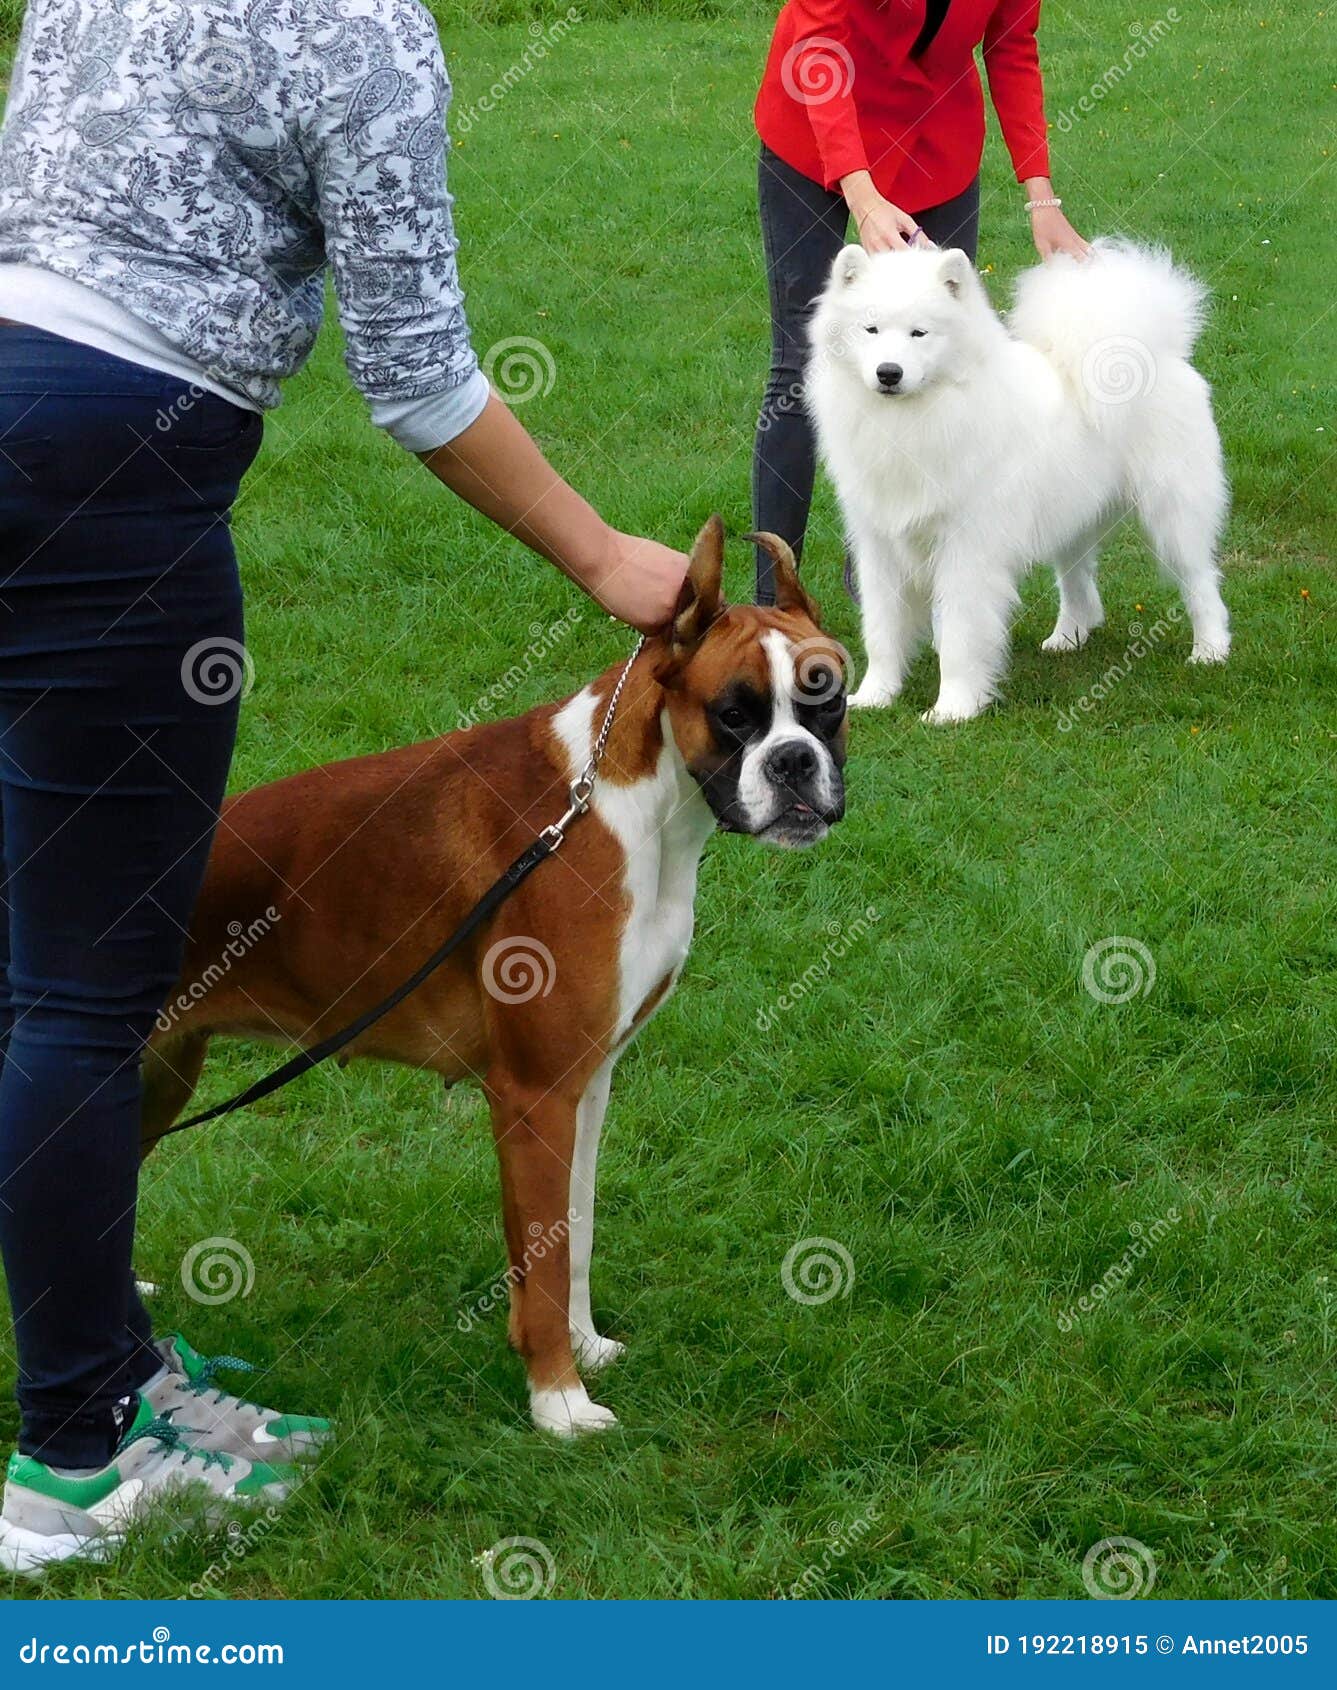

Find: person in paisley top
<box><xmin>0</xmin><ymin>0</ymin><xmax>688</xmax><ymax>1569</ymax></box>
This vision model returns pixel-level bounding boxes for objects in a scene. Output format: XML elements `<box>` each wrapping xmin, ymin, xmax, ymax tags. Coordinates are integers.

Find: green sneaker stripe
<box><xmin>264</xmin><ymin>1414</ymin><xmax>330</xmax><ymax>1440</ymax></box>
<box><xmin>6</xmin><ymin>1455</ymin><xmax>123</xmax><ymax>1509</ymax></box>
<box><xmin>4</xmin><ymin>1394</ymin><xmax>156</xmax><ymax>1507</ymax></box>
<box><xmin>165</xmin><ymin>1332</ymin><xmax>208</xmax><ymax>1383</ymax></box>
<box><xmin>124</xmin><ymin>1395</ymin><xmax>156</xmax><ymax>1439</ymax></box>
<box><xmin>234</xmin><ymin>1460</ymin><xmax>297</xmax><ymax>1496</ymax></box>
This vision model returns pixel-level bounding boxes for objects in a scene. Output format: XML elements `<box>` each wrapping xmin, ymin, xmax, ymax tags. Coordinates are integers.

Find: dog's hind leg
<box><xmin>568</xmin><ymin>1059</ymin><xmax>623</xmax><ymax>1372</ymax></box>
<box><xmin>1129</xmin><ymin>374</ymin><xmax>1230</xmax><ymax>663</ymax></box>
<box><xmin>140</xmin><ymin>1031</ymin><xmax>211</xmax><ymax>1162</ymax></box>
<box><xmin>1137</xmin><ymin>485</ymin><xmax>1231</xmax><ymax>664</ymax></box>
<box><xmin>1042</xmin><ymin>528</ymin><xmax>1108</xmax><ymax>653</ymax></box>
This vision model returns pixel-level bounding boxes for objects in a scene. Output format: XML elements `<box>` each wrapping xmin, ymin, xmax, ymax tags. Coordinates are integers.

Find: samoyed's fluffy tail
<box><xmin>1009</xmin><ymin>239</ymin><xmax>1208</xmax><ymax>428</ymax></box>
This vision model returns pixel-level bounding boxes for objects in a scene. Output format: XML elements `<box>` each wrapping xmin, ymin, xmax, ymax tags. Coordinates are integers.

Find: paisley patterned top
<box><xmin>0</xmin><ymin>0</ymin><xmax>483</xmax><ymax>426</ymax></box>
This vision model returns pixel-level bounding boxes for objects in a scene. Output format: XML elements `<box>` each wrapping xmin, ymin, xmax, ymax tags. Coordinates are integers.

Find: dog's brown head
<box><xmin>655</xmin><ymin>516</ymin><xmax>847</xmax><ymax>848</ymax></box>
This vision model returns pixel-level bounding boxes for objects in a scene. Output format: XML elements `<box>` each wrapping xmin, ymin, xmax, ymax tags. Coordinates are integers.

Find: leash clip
<box><xmin>539</xmin><ymin>774</ymin><xmax>595</xmax><ymax>853</ymax></box>
<box><xmin>538</xmin><ymin>637</ymin><xmax>644</xmax><ymax>854</ymax></box>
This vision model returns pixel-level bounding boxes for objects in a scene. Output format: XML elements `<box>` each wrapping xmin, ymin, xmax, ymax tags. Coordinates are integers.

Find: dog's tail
<box><xmin>1009</xmin><ymin>238</ymin><xmax>1208</xmax><ymax>428</ymax></box>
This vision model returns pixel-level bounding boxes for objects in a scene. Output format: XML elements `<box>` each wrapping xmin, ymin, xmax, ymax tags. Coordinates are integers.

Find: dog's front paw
<box><xmin>1040</xmin><ymin>622</ymin><xmax>1095</xmax><ymax>654</ymax></box>
<box><xmin>530</xmin><ymin>1384</ymin><xmax>618</xmax><ymax>1438</ymax></box>
<box><xmin>572</xmin><ymin>1332</ymin><xmax>625</xmax><ymax>1373</ymax></box>
<box><xmin>848</xmin><ymin>678</ymin><xmax>900</xmax><ymax>710</ymax></box>
<box><xmin>921</xmin><ymin>695</ymin><xmax>989</xmax><ymax>725</ymax></box>
<box><xmin>1188</xmin><ymin>639</ymin><xmax>1230</xmax><ymax>665</ymax></box>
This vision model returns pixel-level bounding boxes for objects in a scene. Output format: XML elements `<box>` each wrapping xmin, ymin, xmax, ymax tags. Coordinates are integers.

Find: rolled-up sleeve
<box><xmin>301</xmin><ymin>2</ymin><xmax>488</xmax><ymax>451</ymax></box>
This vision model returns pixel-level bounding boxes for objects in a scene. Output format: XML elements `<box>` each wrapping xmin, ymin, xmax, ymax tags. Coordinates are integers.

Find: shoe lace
<box><xmin>123</xmin><ymin>1414</ymin><xmax>233</xmax><ymax>1474</ymax></box>
<box><xmin>184</xmin><ymin>1352</ymin><xmax>264</xmax><ymax>1412</ymax></box>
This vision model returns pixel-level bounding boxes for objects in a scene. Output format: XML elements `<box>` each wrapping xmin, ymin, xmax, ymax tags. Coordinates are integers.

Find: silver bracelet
<box><xmin>1025</xmin><ymin>197</ymin><xmax>1062</xmax><ymax>212</ymax></box>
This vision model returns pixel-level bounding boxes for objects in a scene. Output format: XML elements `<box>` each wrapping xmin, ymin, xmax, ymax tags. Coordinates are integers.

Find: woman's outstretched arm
<box><xmin>420</xmin><ymin>393</ymin><xmax>688</xmax><ymax>634</ymax></box>
<box><xmin>302</xmin><ymin>7</ymin><xmax>687</xmax><ymax>633</ymax></box>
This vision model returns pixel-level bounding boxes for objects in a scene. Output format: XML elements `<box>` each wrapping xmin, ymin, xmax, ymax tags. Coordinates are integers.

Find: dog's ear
<box><xmin>666</xmin><ymin>514</ymin><xmax>725</xmax><ymax>657</ymax></box>
<box><xmin>832</xmin><ymin>244</ymin><xmax>869</xmax><ymax>287</ymax></box>
<box><xmin>744</xmin><ymin>531</ymin><xmax>820</xmax><ymax>624</ymax></box>
<box><xmin>939</xmin><ymin>248</ymin><xmax>972</xmax><ymax>297</ymax></box>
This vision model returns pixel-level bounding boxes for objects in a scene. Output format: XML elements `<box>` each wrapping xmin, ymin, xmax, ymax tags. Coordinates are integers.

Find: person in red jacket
<box><xmin>752</xmin><ymin>0</ymin><xmax>1088</xmax><ymax>601</ymax></box>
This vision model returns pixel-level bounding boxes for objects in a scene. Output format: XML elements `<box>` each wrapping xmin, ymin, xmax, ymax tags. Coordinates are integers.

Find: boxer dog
<box><xmin>143</xmin><ymin>521</ymin><xmax>847</xmax><ymax>1436</ymax></box>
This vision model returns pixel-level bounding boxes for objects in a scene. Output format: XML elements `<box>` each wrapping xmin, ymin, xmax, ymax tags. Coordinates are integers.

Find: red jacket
<box><xmin>755</xmin><ymin>0</ymin><xmax>1051</xmax><ymax>213</ymax></box>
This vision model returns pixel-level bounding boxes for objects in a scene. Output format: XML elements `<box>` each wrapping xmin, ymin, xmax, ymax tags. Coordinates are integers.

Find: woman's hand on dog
<box><xmin>592</xmin><ymin>531</ymin><xmax>691</xmax><ymax>633</ymax></box>
<box><xmin>1025</xmin><ymin>181</ymin><xmax>1091</xmax><ymax>261</ymax></box>
<box><xmin>842</xmin><ymin>172</ymin><xmax>933</xmax><ymax>253</ymax></box>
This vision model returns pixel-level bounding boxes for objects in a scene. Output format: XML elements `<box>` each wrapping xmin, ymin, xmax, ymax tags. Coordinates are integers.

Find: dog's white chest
<box><xmin>553</xmin><ymin>691</ymin><xmax>713</xmax><ymax>1048</ymax></box>
<box><xmin>609</xmin><ymin>790</ymin><xmax>703</xmax><ymax>1045</ymax></box>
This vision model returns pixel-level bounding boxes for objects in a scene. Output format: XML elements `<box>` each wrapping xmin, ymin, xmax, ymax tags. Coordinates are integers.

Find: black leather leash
<box><xmin>147</xmin><ymin>638</ymin><xmax>645</xmax><ymax>1148</ymax></box>
<box><xmin>147</xmin><ymin>833</ymin><xmax>555</xmax><ymax>1146</ymax></box>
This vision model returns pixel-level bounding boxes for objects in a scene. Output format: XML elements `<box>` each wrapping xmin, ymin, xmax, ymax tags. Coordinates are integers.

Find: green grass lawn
<box><xmin>2</xmin><ymin>1</ymin><xmax>1334</xmax><ymax>1600</ymax></box>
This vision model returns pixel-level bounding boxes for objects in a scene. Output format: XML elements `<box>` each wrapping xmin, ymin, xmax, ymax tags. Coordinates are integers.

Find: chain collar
<box><xmin>540</xmin><ymin>636</ymin><xmax>646</xmax><ymax>852</ymax></box>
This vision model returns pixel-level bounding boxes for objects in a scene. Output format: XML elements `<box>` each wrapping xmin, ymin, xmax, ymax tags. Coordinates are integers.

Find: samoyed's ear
<box><xmin>939</xmin><ymin>248</ymin><xmax>972</xmax><ymax>298</ymax></box>
<box><xmin>832</xmin><ymin>244</ymin><xmax>869</xmax><ymax>287</ymax></box>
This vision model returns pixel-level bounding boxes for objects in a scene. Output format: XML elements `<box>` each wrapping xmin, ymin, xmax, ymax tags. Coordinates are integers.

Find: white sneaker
<box><xmin>148</xmin><ymin>1333</ymin><xmax>330</xmax><ymax>1463</ymax></box>
<box><xmin>0</xmin><ymin>1392</ymin><xmax>295</xmax><ymax>1576</ymax></box>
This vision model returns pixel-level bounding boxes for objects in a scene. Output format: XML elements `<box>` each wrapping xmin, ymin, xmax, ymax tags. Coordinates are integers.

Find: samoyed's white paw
<box><xmin>530</xmin><ymin>1385</ymin><xmax>618</xmax><ymax>1438</ymax></box>
<box><xmin>921</xmin><ymin>695</ymin><xmax>989</xmax><ymax>725</ymax></box>
<box><xmin>848</xmin><ymin>678</ymin><xmax>899</xmax><ymax>710</ymax></box>
<box><xmin>572</xmin><ymin>1332</ymin><xmax>625</xmax><ymax>1373</ymax></box>
<box><xmin>1189</xmin><ymin>639</ymin><xmax>1230</xmax><ymax>665</ymax></box>
<box><xmin>1040</xmin><ymin>621</ymin><xmax>1096</xmax><ymax>654</ymax></box>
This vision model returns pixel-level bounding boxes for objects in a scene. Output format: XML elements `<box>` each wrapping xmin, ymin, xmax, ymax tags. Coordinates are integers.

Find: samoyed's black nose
<box><xmin>876</xmin><ymin>362</ymin><xmax>903</xmax><ymax>390</ymax></box>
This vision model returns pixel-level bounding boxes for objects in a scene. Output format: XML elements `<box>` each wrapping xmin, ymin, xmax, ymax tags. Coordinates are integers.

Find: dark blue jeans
<box><xmin>0</xmin><ymin>326</ymin><xmax>261</xmax><ymax>1466</ymax></box>
<box><xmin>752</xmin><ymin>146</ymin><xmax>980</xmax><ymax>602</ymax></box>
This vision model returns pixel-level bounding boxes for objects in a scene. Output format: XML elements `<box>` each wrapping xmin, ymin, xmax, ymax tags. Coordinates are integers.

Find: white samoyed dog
<box><xmin>806</xmin><ymin>239</ymin><xmax>1231</xmax><ymax>722</ymax></box>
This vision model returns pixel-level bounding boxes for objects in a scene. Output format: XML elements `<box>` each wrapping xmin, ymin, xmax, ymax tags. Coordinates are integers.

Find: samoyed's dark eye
<box><xmin>864</xmin><ymin>325</ymin><xmax>879</xmax><ymax>336</ymax></box>
<box><xmin>910</xmin><ymin>328</ymin><xmax>927</xmax><ymax>339</ymax></box>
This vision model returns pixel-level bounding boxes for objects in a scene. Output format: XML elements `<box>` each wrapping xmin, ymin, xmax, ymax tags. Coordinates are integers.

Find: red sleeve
<box><xmin>982</xmin><ymin>0</ymin><xmax>1052</xmax><ymax>182</ymax></box>
<box><xmin>784</xmin><ymin>1</ymin><xmax>868</xmax><ymax>189</ymax></box>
